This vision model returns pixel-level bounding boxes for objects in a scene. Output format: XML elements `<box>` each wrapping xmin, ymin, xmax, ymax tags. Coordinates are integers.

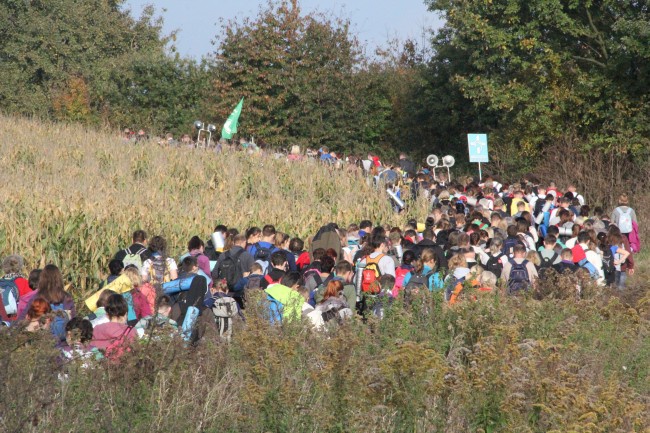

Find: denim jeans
<box><xmin>615</xmin><ymin>271</ymin><xmax>627</xmax><ymax>289</ymax></box>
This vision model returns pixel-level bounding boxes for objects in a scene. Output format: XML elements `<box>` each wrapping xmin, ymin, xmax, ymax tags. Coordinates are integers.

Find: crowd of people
<box><xmin>0</xmin><ymin>166</ymin><xmax>641</xmax><ymax>365</ymax></box>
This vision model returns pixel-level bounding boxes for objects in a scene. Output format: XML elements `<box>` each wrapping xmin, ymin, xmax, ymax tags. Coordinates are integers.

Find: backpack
<box><xmin>507</xmin><ymin>259</ymin><xmax>531</xmax><ymax>294</ymax></box>
<box><xmin>404</xmin><ymin>269</ymin><xmax>435</xmax><ymax>292</ymax></box>
<box><xmin>361</xmin><ymin>254</ymin><xmax>384</xmax><ymax>294</ymax></box>
<box><xmin>502</xmin><ymin>237</ymin><xmax>525</xmax><ymax>257</ymax></box>
<box><xmin>577</xmin><ymin>257</ymin><xmax>599</xmax><ymax>280</ymax></box>
<box><xmin>149</xmin><ymin>254</ymin><xmax>171</xmax><ymax>290</ymax></box>
<box><xmin>244</xmin><ymin>275</ymin><xmax>263</xmax><ymax>291</ymax></box>
<box><xmin>216</xmin><ymin>249</ymin><xmax>245</xmax><ymax>290</ymax></box>
<box><xmin>0</xmin><ymin>277</ymin><xmax>19</xmax><ymax>317</ymax></box>
<box><xmin>485</xmin><ymin>253</ymin><xmax>505</xmax><ymax>278</ymax></box>
<box><xmin>394</xmin><ymin>265</ymin><xmax>412</xmax><ymax>291</ymax></box>
<box><xmin>538</xmin><ymin>252</ymin><xmax>558</xmax><ymax>270</ymax></box>
<box><xmin>50</xmin><ymin>303</ymin><xmax>70</xmax><ymax>342</ymax></box>
<box><xmin>445</xmin><ymin>275</ymin><xmax>467</xmax><ymax>302</ymax></box>
<box><xmin>616</xmin><ymin>208</ymin><xmax>633</xmax><ymax>234</ymax></box>
<box><xmin>303</xmin><ymin>268</ymin><xmax>323</xmax><ymax>289</ymax></box>
<box><xmin>211</xmin><ymin>296</ymin><xmax>239</xmax><ymax>341</ymax></box>
<box><xmin>533</xmin><ymin>198</ymin><xmax>546</xmax><ymax>217</ymax></box>
<box><xmin>602</xmin><ymin>246</ymin><xmax>616</xmax><ymax>285</ymax></box>
<box><xmin>122</xmin><ymin>247</ymin><xmax>147</xmax><ymax>270</ymax></box>
<box><xmin>253</xmin><ymin>243</ymin><xmax>273</xmax><ymax>273</ymax></box>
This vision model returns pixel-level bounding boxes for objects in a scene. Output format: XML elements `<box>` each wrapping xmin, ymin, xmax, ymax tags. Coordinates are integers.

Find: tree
<box><xmin>207</xmin><ymin>0</ymin><xmax>364</xmax><ymax>150</ymax></box>
<box><xmin>425</xmin><ymin>0</ymin><xmax>650</xmax><ymax>172</ymax></box>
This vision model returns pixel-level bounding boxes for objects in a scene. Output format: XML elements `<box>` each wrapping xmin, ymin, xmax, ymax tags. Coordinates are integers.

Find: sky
<box><xmin>124</xmin><ymin>0</ymin><xmax>444</xmax><ymax>59</ymax></box>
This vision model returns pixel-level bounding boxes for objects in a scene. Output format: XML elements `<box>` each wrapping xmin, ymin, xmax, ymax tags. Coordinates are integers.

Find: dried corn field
<box><xmin>0</xmin><ymin>116</ymin><xmax>428</xmax><ymax>300</ymax></box>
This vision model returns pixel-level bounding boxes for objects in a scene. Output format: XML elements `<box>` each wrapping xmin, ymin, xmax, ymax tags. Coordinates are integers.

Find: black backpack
<box><xmin>507</xmin><ymin>259</ymin><xmax>531</xmax><ymax>294</ymax></box>
<box><xmin>485</xmin><ymin>253</ymin><xmax>505</xmax><ymax>278</ymax></box>
<box><xmin>602</xmin><ymin>246</ymin><xmax>616</xmax><ymax>286</ymax></box>
<box><xmin>533</xmin><ymin>198</ymin><xmax>546</xmax><ymax>217</ymax></box>
<box><xmin>216</xmin><ymin>249</ymin><xmax>245</xmax><ymax>290</ymax></box>
<box><xmin>502</xmin><ymin>237</ymin><xmax>525</xmax><ymax>257</ymax></box>
<box><xmin>538</xmin><ymin>252</ymin><xmax>558</xmax><ymax>269</ymax></box>
<box><xmin>253</xmin><ymin>243</ymin><xmax>273</xmax><ymax>272</ymax></box>
<box><xmin>404</xmin><ymin>270</ymin><xmax>435</xmax><ymax>291</ymax></box>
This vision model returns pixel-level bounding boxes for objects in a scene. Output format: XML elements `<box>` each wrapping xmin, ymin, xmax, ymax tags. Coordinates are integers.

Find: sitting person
<box><xmin>90</xmin><ymin>294</ymin><xmax>137</xmax><ymax>358</ymax></box>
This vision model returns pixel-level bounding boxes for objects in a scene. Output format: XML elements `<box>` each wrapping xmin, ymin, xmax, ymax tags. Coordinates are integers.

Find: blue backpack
<box><xmin>0</xmin><ymin>277</ymin><xmax>19</xmax><ymax>316</ymax></box>
<box><xmin>507</xmin><ymin>260</ymin><xmax>531</xmax><ymax>294</ymax></box>
<box><xmin>578</xmin><ymin>258</ymin><xmax>599</xmax><ymax>280</ymax></box>
<box><xmin>122</xmin><ymin>292</ymin><xmax>137</xmax><ymax>323</ymax></box>
<box><xmin>266</xmin><ymin>294</ymin><xmax>283</xmax><ymax>325</ymax></box>
<box><xmin>50</xmin><ymin>303</ymin><xmax>70</xmax><ymax>342</ymax></box>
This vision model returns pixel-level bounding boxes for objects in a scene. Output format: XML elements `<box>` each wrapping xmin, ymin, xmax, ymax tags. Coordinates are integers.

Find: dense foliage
<box><xmin>0</xmin><ymin>0</ymin><xmax>648</xmax><ymax>170</ymax></box>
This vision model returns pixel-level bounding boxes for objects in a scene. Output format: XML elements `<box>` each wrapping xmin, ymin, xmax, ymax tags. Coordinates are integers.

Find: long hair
<box><xmin>37</xmin><ymin>264</ymin><xmax>67</xmax><ymax>304</ymax></box>
<box><xmin>322</xmin><ymin>280</ymin><xmax>343</xmax><ymax>301</ymax></box>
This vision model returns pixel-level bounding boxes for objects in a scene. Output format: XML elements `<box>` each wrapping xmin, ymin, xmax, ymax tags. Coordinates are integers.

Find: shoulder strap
<box><xmin>136</xmin><ymin>248</ymin><xmax>147</xmax><ymax>255</ymax></box>
<box><xmin>366</xmin><ymin>254</ymin><xmax>384</xmax><ymax>265</ymax></box>
<box><xmin>124</xmin><ymin>248</ymin><xmax>130</xmax><ymax>255</ymax></box>
<box><xmin>233</xmin><ymin>248</ymin><xmax>245</xmax><ymax>261</ymax></box>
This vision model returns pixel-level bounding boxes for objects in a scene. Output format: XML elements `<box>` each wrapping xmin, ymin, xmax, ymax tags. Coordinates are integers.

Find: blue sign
<box><xmin>467</xmin><ymin>134</ymin><xmax>489</xmax><ymax>163</ymax></box>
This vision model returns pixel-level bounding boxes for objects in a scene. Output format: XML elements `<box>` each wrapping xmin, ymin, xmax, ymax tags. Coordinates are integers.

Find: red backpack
<box><xmin>361</xmin><ymin>254</ymin><xmax>384</xmax><ymax>294</ymax></box>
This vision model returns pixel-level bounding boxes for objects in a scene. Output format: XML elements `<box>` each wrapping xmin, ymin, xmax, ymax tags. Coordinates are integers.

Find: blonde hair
<box><xmin>526</xmin><ymin>251</ymin><xmax>541</xmax><ymax>267</ymax></box>
<box><xmin>618</xmin><ymin>193</ymin><xmax>629</xmax><ymax>206</ymax></box>
<box><xmin>447</xmin><ymin>254</ymin><xmax>467</xmax><ymax>271</ymax></box>
<box><xmin>123</xmin><ymin>267</ymin><xmax>142</xmax><ymax>288</ymax></box>
<box><xmin>290</xmin><ymin>145</ymin><xmax>301</xmax><ymax>155</ymax></box>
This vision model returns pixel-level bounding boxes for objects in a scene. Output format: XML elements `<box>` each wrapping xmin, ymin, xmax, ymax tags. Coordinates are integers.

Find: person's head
<box><xmin>108</xmin><ymin>259</ymin><xmax>124</xmax><ymax>277</ymax></box>
<box><xmin>26</xmin><ymin>296</ymin><xmax>51</xmax><ymax>322</ymax></box>
<box><xmin>448</xmin><ymin>254</ymin><xmax>467</xmax><ymax>271</ymax></box>
<box><xmin>560</xmin><ymin>248</ymin><xmax>573</xmax><ymax>261</ymax></box>
<box><xmin>232</xmin><ymin>234</ymin><xmax>247</xmax><ymax>248</ymax></box>
<box><xmin>526</xmin><ymin>251</ymin><xmax>541</xmax><ymax>267</ymax></box>
<box><xmin>506</xmin><ymin>224</ymin><xmax>518</xmax><ymax>238</ymax></box>
<box><xmin>544</xmin><ymin>234</ymin><xmax>557</xmax><ymax>249</ymax></box>
<box><xmin>2</xmin><ymin>255</ymin><xmax>24</xmax><ymax>275</ymax></box>
<box><xmin>213</xmin><ymin>279</ymin><xmax>228</xmax><ymax>293</ymax></box>
<box><xmin>105</xmin><ymin>294</ymin><xmax>128</xmax><ymax>322</ymax></box>
<box><xmin>359</xmin><ymin>220</ymin><xmax>372</xmax><ymax>233</ymax></box>
<box><xmin>421</xmin><ymin>248</ymin><xmax>437</xmax><ymax>268</ymax></box>
<box><xmin>320</xmin><ymin>255</ymin><xmax>336</xmax><ymax>274</ymax></box>
<box><xmin>122</xmin><ymin>266</ymin><xmax>142</xmax><ymax>288</ymax></box>
<box><xmin>280</xmin><ymin>272</ymin><xmax>302</xmax><ymax>289</ymax></box>
<box><xmin>148</xmin><ymin>236</ymin><xmax>168</xmax><ymax>255</ymax></box>
<box><xmin>270</xmin><ymin>251</ymin><xmax>288</xmax><ymax>270</ymax></box>
<box><xmin>37</xmin><ymin>264</ymin><xmax>66</xmax><ymax>304</ymax></box>
<box><xmin>132</xmin><ymin>230</ymin><xmax>147</xmax><ymax>245</ymax></box>
<box><xmin>516</xmin><ymin>219</ymin><xmax>530</xmax><ymax>234</ymax></box>
<box><xmin>246</xmin><ymin>227</ymin><xmax>262</xmax><ymax>244</ymax></box>
<box><xmin>335</xmin><ymin>260</ymin><xmax>354</xmax><ymax>282</ymax></box>
<box><xmin>289</xmin><ymin>238</ymin><xmax>304</xmax><ymax>253</ymax></box>
<box><xmin>96</xmin><ymin>289</ymin><xmax>117</xmax><ymax>310</ymax></box>
<box><xmin>577</xmin><ymin>231</ymin><xmax>590</xmax><ymax>245</ymax></box>
<box><xmin>512</xmin><ymin>245</ymin><xmax>527</xmax><ymax>258</ymax></box>
<box><xmin>559</xmin><ymin>197</ymin><xmax>571</xmax><ymax>208</ymax></box>
<box><xmin>65</xmin><ymin>317</ymin><xmax>93</xmax><ymax>346</ymax></box>
<box><xmin>261</xmin><ymin>225</ymin><xmax>276</xmax><ymax>241</ymax></box>
<box><xmin>618</xmin><ymin>193</ymin><xmax>629</xmax><ymax>206</ymax></box>
<box><xmin>422</xmin><ymin>228</ymin><xmax>435</xmax><ymax>241</ymax></box>
<box><xmin>187</xmin><ymin>236</ymin><xmax>204</xmax><ymax>252</ymax></box>
<box><xmin>312</xmin><ymin>248</ymin><xmax>326</xmax><ymax>262</ymax></box>
<box><xmin>322</xmin><ymin>280</ymin><xmax>343</xmax><ymax>301</ymax></box>
<box><xmin>28</xmin><ymin>269</ymin><xmax>41</xmax><ymax>291</ymax></box>
<box><xmin>290</xmin><ymin>145</ymin><xmax>301</xmax><ymax>155</ymax></box>
<box><xmin>402</xmin><ymin>250</ymin><xmax>416</xmax><ymax>266</ymax></box>
<box><xmin>274</xmin><ymin>232</ymin><xmax>290</xmax><ymax>249</ymax></box>
<box><xmin>250</xmin><ymin>262</ymin><xmax>264</xmax><ymax>275</ymax></box>
<box><xmin>489</xmin><ymin>237</ymin><xmax>503</xmax><ymax>254</ymax></box>
<box><xmin>371</xmin><ymin>235</ymin><xmax>388</xmax><ymax>253</ymax></box>
<box><xmin>182</xmin><ymin>255</ymin><xmax>199</xmax><ymax>273</ymax></box>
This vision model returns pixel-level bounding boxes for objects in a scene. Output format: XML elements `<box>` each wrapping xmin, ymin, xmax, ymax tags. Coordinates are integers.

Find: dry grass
<box><xmin>0</xmin><ymin>116</ymin><xmax>427</xmax><ymax>301</ymax></box>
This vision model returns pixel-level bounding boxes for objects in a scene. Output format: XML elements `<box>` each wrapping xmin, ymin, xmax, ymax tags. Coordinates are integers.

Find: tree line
<box><xmin>1</xmin><ymin>0</ymin><xmax>648</xmax><ymax>176</ymax></box>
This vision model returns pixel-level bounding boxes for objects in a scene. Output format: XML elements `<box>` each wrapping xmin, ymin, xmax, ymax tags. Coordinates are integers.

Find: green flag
<box><xmin>221</xmin><ymin>97</ymin><xmax>244</xmax><ymax>140</ymax></box>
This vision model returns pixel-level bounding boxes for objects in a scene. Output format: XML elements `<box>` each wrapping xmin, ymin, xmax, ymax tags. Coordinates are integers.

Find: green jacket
<box><xmin>265</xmin><ymin>284</ymin><xmax>304</xmax><ymax>322</ymax></box>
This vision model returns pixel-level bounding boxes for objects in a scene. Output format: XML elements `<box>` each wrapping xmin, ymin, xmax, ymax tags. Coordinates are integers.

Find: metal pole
<box><xmin>478</xmin><ymin>162</ymin><xmax>482</xmax><ymax>181</ymax></box>
<box><xmin>446</xmin><ymin>166</ymin><xmax>451</xmax><ymax>182</ymax></box>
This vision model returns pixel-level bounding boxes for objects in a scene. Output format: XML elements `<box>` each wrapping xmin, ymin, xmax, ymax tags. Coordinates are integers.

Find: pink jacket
<box><xmin>629</xmin><ymin>221</ymin><xmax>641</xmax><ymax>253</ymax></box>
<box><xmin>91</xmin><ymin>322</ymin><xmax>136</xmax><ymax>357</ymax></box>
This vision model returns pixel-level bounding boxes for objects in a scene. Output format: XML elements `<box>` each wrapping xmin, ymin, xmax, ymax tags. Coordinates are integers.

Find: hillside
<box><xmin>0</xmin><ymin>116</ymin><xmax>428</xmax><ymax>298</ymax></box>
<box><xmin>0</xmin><ymin>117</ymin><xmax>648</xmax><ymax>432</ymax></box>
